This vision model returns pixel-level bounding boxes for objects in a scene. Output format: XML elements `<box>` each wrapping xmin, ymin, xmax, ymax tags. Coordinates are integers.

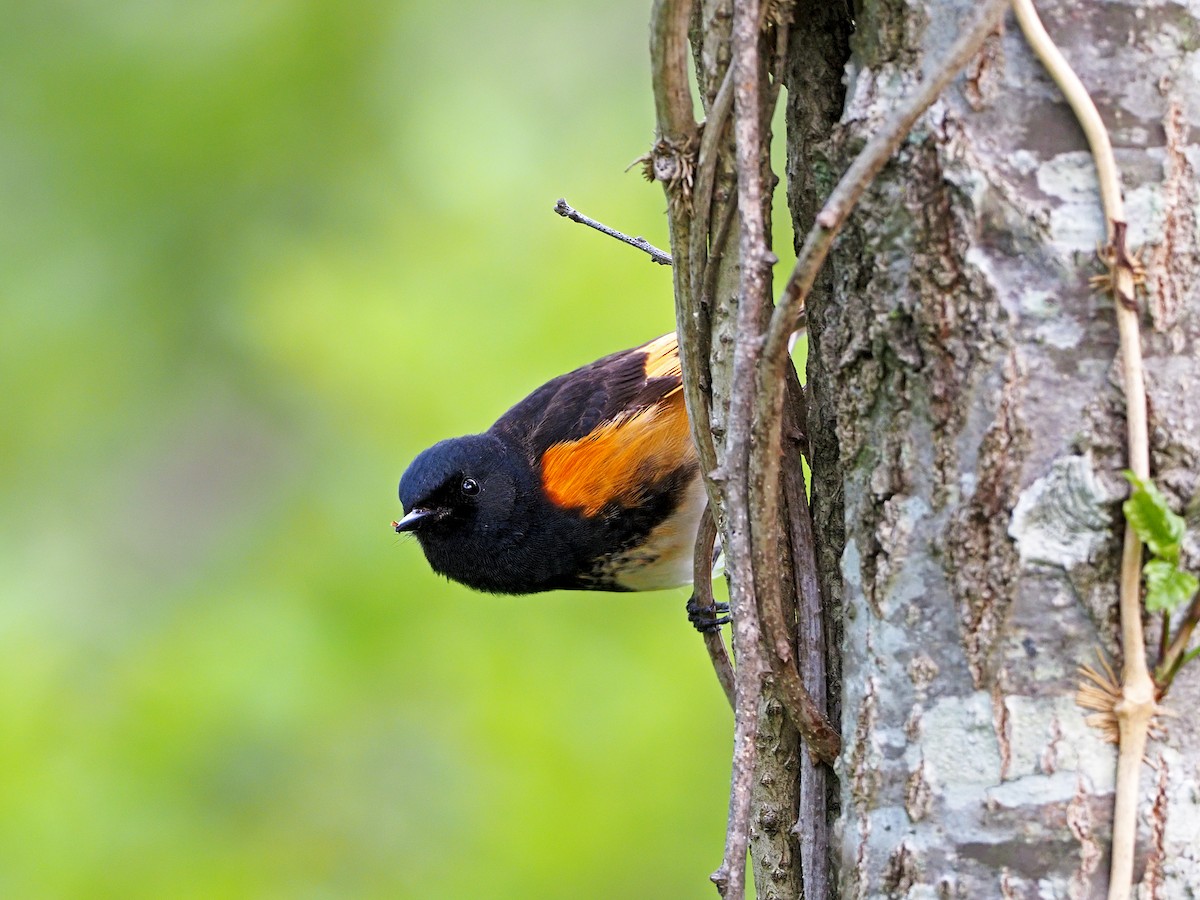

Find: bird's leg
<box><xmin>686</xmin><ymin>596</ymin><xmax>731</xmax><ymax>633</ymax></box>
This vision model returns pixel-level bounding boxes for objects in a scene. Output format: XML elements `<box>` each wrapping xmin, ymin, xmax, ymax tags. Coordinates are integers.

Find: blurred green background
<box><xmin>0</xmin><ymin>1</ymin><xmax>783</xmax><ymax>897</ymax></box>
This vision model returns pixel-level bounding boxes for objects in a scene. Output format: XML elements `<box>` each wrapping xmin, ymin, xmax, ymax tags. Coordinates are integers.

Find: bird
<box><xmin>394</xmin><ymin>332</ymin><xmax>727</xmax><ymax>627</ymax></box>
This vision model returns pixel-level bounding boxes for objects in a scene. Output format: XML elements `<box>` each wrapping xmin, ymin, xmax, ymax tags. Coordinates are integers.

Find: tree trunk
<box><xmin>791</xmin><ymin>1</ymin><xmax>1200</xmax><ymax>896</ymax></box>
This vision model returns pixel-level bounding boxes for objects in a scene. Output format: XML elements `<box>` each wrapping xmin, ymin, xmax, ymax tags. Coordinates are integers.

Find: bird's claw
<box><xmin>686</xmin><ymin>597</ymin><xmax>731</xmax><ymax>633</ymax></box>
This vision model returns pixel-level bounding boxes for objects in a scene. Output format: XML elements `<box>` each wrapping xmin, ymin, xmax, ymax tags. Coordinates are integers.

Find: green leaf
<box><xmin>1123</xmin><ymin>471</ymin><xmax>1185</xmax><ymax>563</ymax></box>
<box><xmin>1143</xmin><ymin>559</ymin><xmax>1199</xmax><ymax>614</ymax></box>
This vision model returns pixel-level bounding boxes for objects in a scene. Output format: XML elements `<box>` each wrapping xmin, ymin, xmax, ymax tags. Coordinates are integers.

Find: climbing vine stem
<box><xmin>1010</xmin><ymin>3</ymin><xmax>1155</xmax><ymax>899</ymax></box>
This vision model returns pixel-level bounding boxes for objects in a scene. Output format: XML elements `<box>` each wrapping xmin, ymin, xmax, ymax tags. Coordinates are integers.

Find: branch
<box><xmin>711</xmin><ymin>1</ymin><xmax>771</xmax><ymax>896</ymax></box>
<box><xmin>739</xmin><ymin>4</ymin><xmax>842</xmax><ymax>769</ymax></box>
<box><xmin>653</xmin><ymin>1</ymin><xmax>834</xmax><ymax>894</ymax></box>
<box><xmin>1010</xmin><ymin>3</ymin><xmax>1153</xmax><ymax>899</ymax></box>
<box><xmin>693</xmin><ymin>503</ymin><xmax>737</xmax><ymax>710</ymax></box>
<box><xmin>553</xmin><ymin>198</ymin><xmax>673</xmax><ymax>265</ymax></box>
<box><xmin>691</xmin><ymin>66</ymin><xmax>736</xmax><ymax>252</ymax></box>
<box><xmin>783</xmin><ymin>378</ymin><xmax>833</xmax><ymax>900</ymax></box>
<box><xmin>650</xmin><ymin>0</ymin><xmax>721</xmax><ymax>493</ymax></box>
<box><xmin>648</xmin><ymin>10</ymin><xmax>758</xmax><ymax>892</ymax></box>
<box><xmin>683</xmin><ymin>62</ymin><xmax>736</xmax><ymax>482</ymax></box>
<box><xmin>650</xmin><ymin>0</ymin><xmax>700</xmax><ymax>146</ymax></box>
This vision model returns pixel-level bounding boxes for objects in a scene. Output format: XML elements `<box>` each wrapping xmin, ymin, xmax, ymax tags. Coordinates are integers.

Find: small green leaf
<box><xmin>1143</xmin><ymin>559</ymin><xmax>1199</xmax><ymax>614</ymax></box>
<box><xmin>1123</xmin><ymin>471</ymin><xmax>1185</xmax><ymax>563</ymax></box>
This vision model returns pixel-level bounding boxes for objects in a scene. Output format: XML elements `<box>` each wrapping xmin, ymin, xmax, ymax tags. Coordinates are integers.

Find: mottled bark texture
<box><xmin>792</xmin><ymin>1</ymin><xmax>1200</xmax><ymax>896</ymax></box>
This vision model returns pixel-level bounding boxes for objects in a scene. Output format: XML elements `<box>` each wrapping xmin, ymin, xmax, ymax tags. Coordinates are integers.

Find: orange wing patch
<box><xmin>540</xmin><ymin>392</ymin><xmax>693</xmax><ymax>516</ymax></box>
<box><xmin>541</xmin><ymin>379</ymin><xmax>694</xmax><ymax>517</ymax></box>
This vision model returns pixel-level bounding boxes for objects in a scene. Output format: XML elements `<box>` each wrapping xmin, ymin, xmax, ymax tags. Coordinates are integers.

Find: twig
<box><xmin>685</xmin><ymin>62</ymin><xmax>736</xmax><ymax>481</ymax></box>
<box><xmin>701</xmin><ymin>199</ymin><xmax>739</xmax><ymax>317</ymax></box>
<box><xmin>650</xmin><ymin>0</ymin><xmax>717</xmax><ymax>497</ymax></box>
<box><xmin>653</xmin><ymin>0</ymin><xmax>833</xmax><ymax>894</ymax></box>
<box><xmin>710</xmin><ymin>1</ymin><xmax>771</xmax><ymax>896</ymax></box>
<box><xmin>694</xmin><ymin>504</ymin><xmax>737</xmax><ymax>710</ymax></box>
<box><xmin>1010</xmin><ymin>3</ymin><xmax>1154</xmax><ymax>899</ymax></box>
<box><xmin>691</xmin><ymin>66</ymin><xmax>736</xmax><ymax>258</ymax></box>
<box><xmin>765</xmin><ymin>4</ymin><xmax>791</xmax><ymax>118</ymax></box>
<box><xmin>553</xmin><ymin>198</ymin><xmax>673</xmax><ymax>266</ymax></box>
<box><xmin>783</xmin><ymin>377</ymin><xmax>832</xmax><ymax>900</ymax></box>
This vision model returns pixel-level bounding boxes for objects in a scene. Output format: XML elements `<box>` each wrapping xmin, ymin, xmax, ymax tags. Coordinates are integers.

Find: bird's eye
<box><xmin>460</xmin><ymin>477</ymin><xmax>480</xmax><ymax>496</ymax></box>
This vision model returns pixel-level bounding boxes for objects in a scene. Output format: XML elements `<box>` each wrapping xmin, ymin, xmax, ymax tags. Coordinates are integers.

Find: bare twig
<box><xmin>754</xmin><ymin>604</ymin><xmax>841</xmax><ymax>760</ymax></box>
<box><xmin>644</xmin><ymin>0</ymin><xmax>701</xmax><ymax>210</ymax></box>
<box><xmin>1010</xmin><ymin>3</ymin><xmax>1154</xmax><ymax>898</ymax></box>
<box><xmin>691</xmin><ymin>65</ymin><xmax>736</xmax><ymax>256</ymax></box>
<box><xmin>765</xmin><ymin>3</ymin><xmax>791</xmax><ymax>117</ymax></box>
<box><xmin>746</xmin><ymin>579</ymin><xmax>839</xmax><ymax>758</ymax></box>
<box><xmin>701</xmin><ymin>198</ymin><xmax>739</xmax><ymax>316</ymax></box>
<box><xmin>693</xmin><ymin>504</ymin><xmax>737</xmax><ymax>710</ymax></box>
<box><xmin>553</xmin><ymin>198</ymin><xmax>673</xmax><ymax>266</ymax></box>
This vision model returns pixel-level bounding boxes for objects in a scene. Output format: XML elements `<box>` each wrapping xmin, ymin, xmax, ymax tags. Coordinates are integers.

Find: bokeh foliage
<box><xmin>0</xmin><ymin>1</ymin><xmax>747</xmax><ymax>897</ymax></box>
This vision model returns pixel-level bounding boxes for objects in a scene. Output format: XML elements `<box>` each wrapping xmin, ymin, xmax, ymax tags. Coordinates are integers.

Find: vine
<box><xmin>1012</xmin><ymin>2</ymin><xmax>1199</xmax><ymax>897</ymax></box>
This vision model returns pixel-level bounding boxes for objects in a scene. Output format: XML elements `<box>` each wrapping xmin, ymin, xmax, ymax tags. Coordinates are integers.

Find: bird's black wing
<box><xmin>489</xmin><ymin>333</ymin><xmax>684</xmax><ymax>455</ymax></box>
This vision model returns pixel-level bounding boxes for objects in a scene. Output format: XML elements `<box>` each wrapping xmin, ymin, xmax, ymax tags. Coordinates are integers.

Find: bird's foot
<box><xmin>686</xmin><ymin>597</ymin><xmax>731</xmax><ymax>633</ymax></box>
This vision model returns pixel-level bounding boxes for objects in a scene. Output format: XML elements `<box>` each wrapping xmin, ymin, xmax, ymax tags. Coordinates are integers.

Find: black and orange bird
<box><xmin>394</xmin><ymin>333</ymin><xmax>713</xmax><ymax>601</ymax></box>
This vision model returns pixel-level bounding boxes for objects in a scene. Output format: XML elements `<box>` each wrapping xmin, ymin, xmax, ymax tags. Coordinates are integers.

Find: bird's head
<box><xmin>395</xmin><ymin>432</ymin><xmax>520</xmax><ymax>542</ymax></box>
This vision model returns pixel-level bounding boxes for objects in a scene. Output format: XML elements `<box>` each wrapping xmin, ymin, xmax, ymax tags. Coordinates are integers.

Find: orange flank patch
<box><xmin>540</xmin><ymin>388</ymin><xmax>695</xmax><ymax>517</ymax></box>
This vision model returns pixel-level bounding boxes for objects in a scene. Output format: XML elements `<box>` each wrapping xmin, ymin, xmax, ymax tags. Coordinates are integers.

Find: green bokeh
<box><xmin>0</xmin><ymin>2</ymin><xmax>782</xmax><ymax>897</ymax></box>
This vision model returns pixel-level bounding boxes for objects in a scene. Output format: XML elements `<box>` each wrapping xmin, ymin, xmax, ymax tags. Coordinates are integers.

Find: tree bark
<box><xmin>792</xmin><ymin>1</ymin><xmax>1200</xmax><ymax>896</ymax></box>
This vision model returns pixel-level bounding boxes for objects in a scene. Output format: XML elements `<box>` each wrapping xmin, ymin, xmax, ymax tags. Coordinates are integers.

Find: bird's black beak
<box><xmin>393</xmin><ymin>508</ymin><xmax>436</xmax><ymax>533</ymax></box>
